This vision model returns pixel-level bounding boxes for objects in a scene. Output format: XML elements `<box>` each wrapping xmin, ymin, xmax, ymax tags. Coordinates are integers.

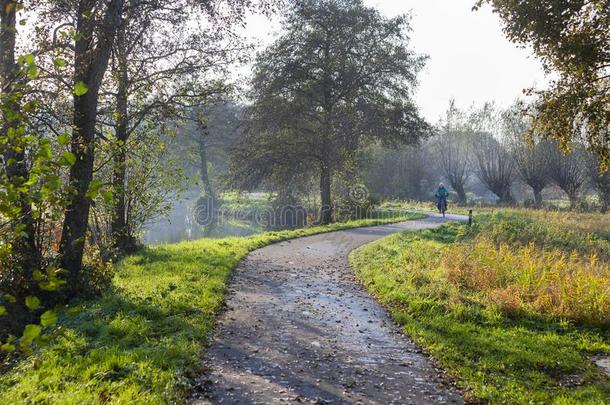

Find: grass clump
<box><xmin>444</xmin><ymin>239</ymin><xmax>609</xmax><ymax>326</ymax></box>
<box><xmin>351</xmin><ymin>210</ymin><xmax>610</xmax><ymax>403</ymax></box>
<box><xmin>0</xmin><ymin>213</ymin><xmax>422</xmax><ymax>404</ymax></box>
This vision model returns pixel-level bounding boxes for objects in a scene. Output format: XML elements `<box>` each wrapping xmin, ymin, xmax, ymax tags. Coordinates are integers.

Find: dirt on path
<box><xmin>190</xmin><ymin>214</ymin><xmax>466</xmax><ymax>404</ymax></box>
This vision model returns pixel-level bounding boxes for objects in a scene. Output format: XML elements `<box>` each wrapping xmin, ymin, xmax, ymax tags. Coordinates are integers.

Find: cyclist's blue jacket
<box><xmin>435</xmin><ymin>186</ymin><xmax>449</xmax><ymax>200</ymax></box>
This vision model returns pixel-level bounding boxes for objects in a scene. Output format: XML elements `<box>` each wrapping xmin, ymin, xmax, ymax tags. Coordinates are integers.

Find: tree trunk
<box><xmin>319</xmin><ymin>164</ymin><xmax>332</xmax><ymax>225</ymax></box>
<box><xmin>452</xmin><ymin>182</ymin><xmax>467</xmax><ymax>205</ymax></box>
<box><xmin>496</xmin><ymin>186</ymin><xmax>513</xmax><ymax>205</ymax></box>
<box><xmin>533</xmin><ymin>188</ymin><xmax>543</xmax><ymax>207</ymax></box>
<box><xmin>1</xmin><ymin>0</ymin><xmax>39</xmax><ymax>277</ymax></box>
<box><xmin>60</xmin><ymin>90</ymin><xmax>98</xmax><ymax>275</ymax></box>
<box><xmin>198</xmin><ymin>125</ymin><xmax>215</xmax><ymax>200</ymax></box>
<box><xmin>60</xmin><ymin>0</ymin><xmax>124</xmax><ymax>284</ymax></box>
<box><xmin>567</xmin><ymin>190</ymin><xmax>579</xmax><ymax>209</ymax></box>
<box><xmin>601</xmin><ymin>195</ymin><xmax>609</xmax><ymax>214</ymax></box>
<box><xmin>111</xmin><ymin>21</ymin><xmax>132</xmax><ymax>252</ymax></box>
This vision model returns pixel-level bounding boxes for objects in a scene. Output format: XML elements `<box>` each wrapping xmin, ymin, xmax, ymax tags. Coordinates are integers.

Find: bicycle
<box><xmin>436</xmin><ymin>197</ymin><xmax>448</xmax><ymax>218</ymax></box>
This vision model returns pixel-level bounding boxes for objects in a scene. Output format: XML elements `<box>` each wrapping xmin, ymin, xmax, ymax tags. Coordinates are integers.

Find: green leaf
<box><xmin>24</xmin><ymin>174</ymin><xmax>39</xmax><ymax>187</ymax></box>
<box><xmin>25</xmin><ymin>296</ymin><xmax>40</xmax><ymax>311</ymax></box>
<box><xmin>0</xmin><ymin>305</ymin><xmax>6</xmax><ymax>316</ymax></box>
<box><xmin>40</xmin><ymin>310</ymin><xmax>58</xmax><ymax>327</ymax></box>
<box><xmin>74</xmin><ymin>81</ymin><xmax>89</xmax><ymax>96</ymax></box>
<box><xmin>39</xmin><ymin>279</ymin><xmax>64</xmax><ymax>292</ymax></box>
<box><xmin>27</xmin><ymin>66</ymin><xmax>39</xmax><ymax>80</ymax></box>
<box><xmin>67</xmin><ymin>306</ymin><xmax>83</xmax><ymax>317</ymax></box>
<box><xmin>22</xmin><ymin>324</ymin><xmax>41</xmax><ymax>341</ymax></box>
<box><xmin>24</xmin><ymin>54</ymin><xmax>34</xmax><ymax>65</ymax></box>
<box><xmin>86</xmin><ymin>179</ymin><xmax>103</xmax><ymax>200</ymax></box>
<box><xmin>1</xmin><ymin>342</ymin><xmax>16</xmax><ymax>352</ymax></box>
<box><xmin>54</xmin><ymin>58</ymin><xmax>66</xmax><ymax>68</ymax></box>
<box><xmin>58</xmin><ymin>133</ymin><xmax>70</xmax><ymax>145</ymax></box>
<box><xmin>3</xmin><ymin>294</ymin><xmax>16</xmax><ymax>303</ymax></box>
<box><xmin>42</xmin><ymin>174</ymin><xmax>61</xmax><ymax>193</ymax></box>
<box><xmin>102</xmin><ymin>189</ymin><xmax>113</xmax><ymax>204</ymax></box>
<box><xmin>36</xmin><ymin>142</ymin><xmax>52</xmax><ymax>160</ymax></box>
<box><xmin>59</xmin><ymin>151</ymin><xmax>77</xmax><ymax>166</ymax></box>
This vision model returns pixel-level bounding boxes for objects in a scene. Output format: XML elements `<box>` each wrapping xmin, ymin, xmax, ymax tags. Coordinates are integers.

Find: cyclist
<box><xmin>434</xmin><ymin>183</ymin><xmax>449</xmax><ymax>217</ymax></box>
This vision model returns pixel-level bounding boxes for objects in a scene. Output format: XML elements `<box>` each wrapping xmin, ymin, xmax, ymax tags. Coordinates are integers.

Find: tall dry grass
<box><xmin>526</xmin><ymin>210</ymin><xmax>610</xmax><ymax>240</ymax></box>
<box><xmin>443</xmin><ymin>237</ymin><xmax>610</xmax><ymax>326</ymax></box>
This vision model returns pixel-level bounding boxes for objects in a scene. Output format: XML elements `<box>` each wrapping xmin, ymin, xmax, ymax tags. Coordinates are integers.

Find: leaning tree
<box><xmin>230</xmin><ymin>0</ymin><xmax>430</xmax><ymax>224</ymax></box>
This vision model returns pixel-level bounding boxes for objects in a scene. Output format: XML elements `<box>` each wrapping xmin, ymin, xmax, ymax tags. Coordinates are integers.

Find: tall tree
<box><xmin>58</xmin><ymin>0</ymin><xmax>125</xmax><ymax>282</ymax></box>
<box><xmin>106</xmin><ymin>0</ymin><xmax>238</xmax><ymax>251</ymax></box>
<box><xmin>547</xmin><ymin>142</ymin><xmax>587</xmax><ymax>208</ymax></box>
<box><xmin>475</xmin><ymin>0</ymin><xmax>610</xmax><ymax>170</ymax></box>
<box><xmin>231</xmin><ymin>0</ymin><xmax>429</xmax><ymax>224</ymax></box>
<box><xmin>586</xmin><ymin>154</ymin><xmax>610</xmax><ymax>213</ymax></box>
<box><xmin>0</xmin><ymin>1</ymin><xmax>39</xmax><ymax>283</ymax></box>
<box><xmin>31</xmin><ymin>0</ymin><xmax>276</xmax><ymax>278</ymax></box>
<box><xmin>468</xmin><ymin>104</ymin><xmax>515</xmax><ymax>203</ymax></box>
<box><xmin>472</xmin><ymin>132</ymin><xmax>515</xmax><ymax>204</ymax></box>
<box><xmin>434</xmin><ymin>101</ymin><xmax>471</xmax><ymax>204</ymax></box>
<box><xmin>504</xmin><ymin>105</ymin><xmax>551</xmax><ymax>207</ymax></box>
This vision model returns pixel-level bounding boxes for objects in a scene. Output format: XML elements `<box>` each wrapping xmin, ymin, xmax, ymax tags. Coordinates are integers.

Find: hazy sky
<box><xmin>244</xmin><ymin>0</ymin><xmax>549</xmax><ymax>123</ymax></box>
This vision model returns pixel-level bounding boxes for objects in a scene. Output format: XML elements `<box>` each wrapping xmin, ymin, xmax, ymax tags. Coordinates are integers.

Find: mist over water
<box><xmin>142</xmin><ymin>193</ymin><xmax>264</xmax><ymax>245</ymax></box>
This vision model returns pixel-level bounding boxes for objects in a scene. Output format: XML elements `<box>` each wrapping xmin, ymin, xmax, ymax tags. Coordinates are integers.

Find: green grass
<box><xmin>350</xmin><ymin>212</ymin><xmax>610</xmax><ymax>404</ymax></box>
<box><xmin>0</xmin><ymin>212</ymin><xmax>423</xmax><ymax>404</ymax></box>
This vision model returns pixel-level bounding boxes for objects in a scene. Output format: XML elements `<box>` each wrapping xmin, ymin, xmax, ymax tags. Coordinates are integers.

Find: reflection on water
<box><xmin>143</xmin><ymin>197</ymin><xmax>263</xmax><ymax>245</ymax></box>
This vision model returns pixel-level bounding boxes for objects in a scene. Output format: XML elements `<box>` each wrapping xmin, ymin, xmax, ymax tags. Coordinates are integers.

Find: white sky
<box><xmin>243</xmin><ymin>0</ymin><xmax>549</xmax><ymax>123</ymax></box>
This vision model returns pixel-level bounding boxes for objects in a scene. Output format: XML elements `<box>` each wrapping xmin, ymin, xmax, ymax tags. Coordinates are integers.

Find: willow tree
<box><xmin>547</xmin><ymin>143</ymin><xmax>587</xmax><ymax>208</ymax></box>
<box><xmin>472</xmin><ymin>132</ymin><xmax>515</xmax><ymax>204</ymax></box>
<box><xmin>586</xmin><ymin>154</ymin><xmax>610</xmax><ymax>212</ymax></box>
<box><xmin>232</xmin><ymin>0</ymin><xmax>429</xmax><ymax>224</ymax></box>
<box><xmin>504</xmin><ymin>105</ymin><xmax>552</xmax><ymax>207</ymax></box>
<box><xmin>433</xmin><ymin>101</ymin><xmax>471</xmax><ymax>204</ymax></box>
<box><xmin>469</xmin><ymin>105</ymin><xmax>515</xmax><ymax>204</ymax></box>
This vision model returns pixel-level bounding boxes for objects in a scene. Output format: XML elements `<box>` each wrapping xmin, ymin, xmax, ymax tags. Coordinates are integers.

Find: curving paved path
<box><xmin>190</xmin><ymin>214</ymin><xmax>467</xmax><ymax>404</ymax></box>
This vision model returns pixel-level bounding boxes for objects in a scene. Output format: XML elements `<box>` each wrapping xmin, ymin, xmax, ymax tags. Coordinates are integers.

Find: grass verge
<box><xmin>350</xmin><ymin>211</ymin><xmax>610</xmax><ymax>403</ymax></box>
<box><xmin>0</xmin><ymin>212</ymin><xmax>424</xmax><ymax>404</ymax></box>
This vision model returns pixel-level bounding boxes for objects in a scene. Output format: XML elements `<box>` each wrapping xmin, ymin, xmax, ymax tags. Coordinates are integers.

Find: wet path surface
<box><xmin>190</xmin><ymin>214</ymin><xmax>466</xmax><ymax>404</ymax></box>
